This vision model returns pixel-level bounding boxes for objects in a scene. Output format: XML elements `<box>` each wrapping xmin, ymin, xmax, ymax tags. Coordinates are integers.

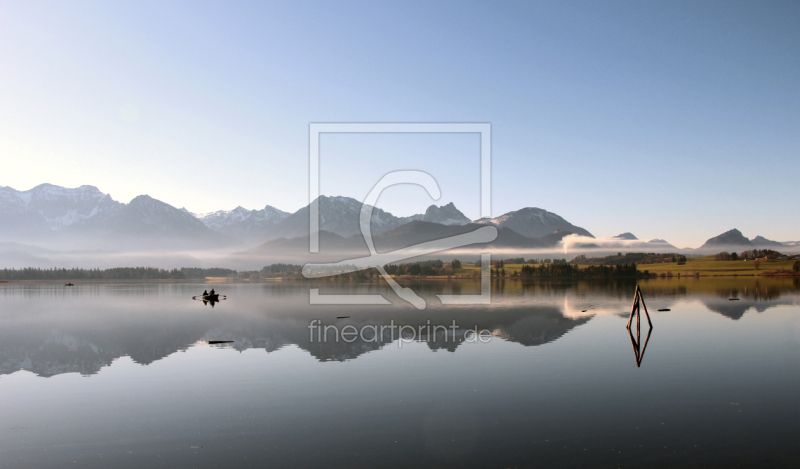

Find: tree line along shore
<box><xmin>2</xmin><ymin>252</ymin><xmax>798</xmax><ymax>282</ymax></box>
<box><xmin>0</xmin><ymin>262</ymin><xmax>641</xmax><ymax>281</ymax></box>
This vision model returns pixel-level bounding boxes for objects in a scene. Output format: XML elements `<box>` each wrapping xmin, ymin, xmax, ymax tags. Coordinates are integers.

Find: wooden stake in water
<box><xmin>626</xmin><ymin>285</ymin><xmax>653</xmax><ymax>330</ymax></box>
<box><xmin>627</xmin><ymin>285</ymin><xmax>654</xmax><ymax>367</ymax></box>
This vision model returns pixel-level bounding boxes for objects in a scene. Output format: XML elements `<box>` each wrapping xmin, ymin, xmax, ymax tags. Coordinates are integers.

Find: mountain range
<box><xmin>0</xmin><ymin>183</ymin><xmax>796</xmax><ymax>267</ymax></box>
<box><xmin>236</xmin><ymin>221</ymin><xmax>585</xmax><ymax>265</ymax></box>
<box><xmin>188</xmin><ymin>205</ymin><xmax>290</xmax><ymax>243</ymax></box>
<box><xmin>699</xmin><ymin>228</ymin><xmax>789</xmax><ymax>250</ymax></box>
<box><xmin>0</xmin><ymin>184</ymin><xmax>592</xmax><ymax>250</ymax></box>
<box><xmin>0</xmin><ymin>185</ymin><xmax>234</xmax><ymax>251</ymax></box>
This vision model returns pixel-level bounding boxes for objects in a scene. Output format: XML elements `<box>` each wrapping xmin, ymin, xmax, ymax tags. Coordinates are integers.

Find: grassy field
<box><xmin>638</xmin><ymin>256</ymin><xmax>797</xmax><ymax>276</ymax></box>
<box><xmin>455</xmin><ymin>263</ymin><xmax>536</xmax><ymax>276</ymax></box>
<box><xmin>451</xmin><ymin>257</ymin><xmax>799</xmax><ymax>277</ymax></box>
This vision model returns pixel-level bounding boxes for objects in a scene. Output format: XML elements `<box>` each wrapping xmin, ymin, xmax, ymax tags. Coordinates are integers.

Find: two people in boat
<box><xmin>201</xmin><ymin>288</ymin><xmax>216</xmax><ymax>297</ymax></box>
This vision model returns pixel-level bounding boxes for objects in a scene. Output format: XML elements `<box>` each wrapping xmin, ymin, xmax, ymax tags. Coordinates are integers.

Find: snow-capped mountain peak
<box><xmin>194</xmin><ymin>205</ymin><xmax>289</xmax><ymax>229</ymax></box>
<box><xmin>190</xmin><ymin>204</ymin><xmax>290</xmax><ymax>242</ymax></box>
<box><xmin>1</xmin><ymin>183</ymin><xmax>606</xmax><ymax>253</ymax></box>
<box><xmin>0</xmin><ymin>184</ymin><xmax>122</xmax><ymax>231</ymax></box>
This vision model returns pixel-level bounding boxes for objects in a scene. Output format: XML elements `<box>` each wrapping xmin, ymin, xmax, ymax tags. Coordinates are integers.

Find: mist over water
<box><xmin>6</xmin><ymin>238</ymin><xmax>795</xmax><ymax>272</ymax></box>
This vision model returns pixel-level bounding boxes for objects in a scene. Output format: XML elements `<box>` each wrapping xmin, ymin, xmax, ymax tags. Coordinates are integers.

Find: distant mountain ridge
<box><xmin>189</xmin><ymin>197</ymin><xmax>494</xmax><ymax>246</ymax></box>
<box><xmin>751</xmin><ymin>235</ymin><xmax>785</xmax><ymax>248</ymax></box>
<box><xmin>700</xmin><ymin>229</ymin><xmax>754</xmax><ymax>249</ymax></box>
<box><xmin>65</xmin><ymin>195</ymin><xmax>236</xmax><ymax>251</ymax></box>
<box><xmin>0</xmin><ymin>184</ymin><xmax>121</xmax><ymax>237</ymax></box>
<box><xmin>237</xmin><ymin>220</ymin><xmax>579</xmax><ymax>265</ymax></box>
<box><xmin>473</xmin><ymin>207</ymin><xmax>593</xmax><ymax>239</ymax></box>
<box><xmin>696</xmin><ymin>229</ymin><xmax>793</xmax><ymax>253</ymax></box>
<box><xmin>4</xmin><ymin>184</ymin><xmax>795</xmax><ymax>262</ymax></box>
<box><xmin>4</xmin><ymin>185</ymin><xmax>598</xmax><ymax>253</ymax></box>
<box><xmin>0</xmin><ymin>185</ymin><xmax>235</xmax><ymax>250</ymax></box>
<box><xmin>420</xmin><ymin>202</ymin><xmax>470</xmax><ymax>225</ymax></box>
<box><xmin>195</xmin><ymin>205</ymin><xmax>289</xmax><ymax>229</ymax></box>
<box><xmin>191</xmin><ymin>205</ymin><xmax>290</xmax><ymax>243</ymax></box>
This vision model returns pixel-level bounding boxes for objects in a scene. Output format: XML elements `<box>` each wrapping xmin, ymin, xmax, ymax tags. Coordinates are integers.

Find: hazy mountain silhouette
<box><xmin>0</xmin><ymin>184</ymin><xmax>121</xmax><ymax>243</ymax></box>
<box><xmin>0</xmin><ymin>185</ymin><xmax>238</xmax><ymax>251</ymax></box>
<box><xmin>473</xmin><ymin>207</ymin><xmax>593</xmax><ymax>238</ymax></box>
<box><xmin>7</xmin><ymin>183</ymin><xmax>753</xmax><ymax>260</ymax></box>
<box><xmin>260</xmin><ymin>196</ymin><xmax>409</xmax><ymax>243</ymax></box>
<box><xmin>751</xmin><ymin>235</ymin><xmax>785</xmax><ymax>248</ymax></box>
<box><xmin>62</xmin><ymin>195</ymin><xmax>239</xmax><ymax>251</ymax></box>
<box><xmin>236</xmin><ymin>220</ymin><xmax>578</xmax><ymax>264</ymax></box>
<box><xmin>700</xmin><ymin>229</ymin><xmax>755</xmax><ymax>250</ymax></box>
<box><xmin>419</xmin><ymin>202</ymin><xmax>470</xmax><ymax>225</ymax></box>
<box><xmin>193</xmin><ymin>205</ymin><xmax>289</xmax><ymax>243</ymax></box>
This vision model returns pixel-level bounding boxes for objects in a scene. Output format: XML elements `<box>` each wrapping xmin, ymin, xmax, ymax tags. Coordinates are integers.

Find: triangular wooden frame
<box><xmin>626</xmin><ymin>285</ymin><xmax>653</xmax><ymax>330</ymax></box>
<box><xmin>626</xmin><ymin>285</ymin><xmax>653</xmax><ymax>367</ymax></box>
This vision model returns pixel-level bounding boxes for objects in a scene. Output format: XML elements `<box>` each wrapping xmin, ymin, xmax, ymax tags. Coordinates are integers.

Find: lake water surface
<box><xmin>2</xmin><ymin>278</ymin><xmax>800</xmax><ymax>468</ymax></box>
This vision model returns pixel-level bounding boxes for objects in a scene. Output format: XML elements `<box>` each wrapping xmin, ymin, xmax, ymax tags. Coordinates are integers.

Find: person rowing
<box><xmin>194</xmin><ymin>289</ymin><xmax>223</xmax><ymax>302</ymax></box>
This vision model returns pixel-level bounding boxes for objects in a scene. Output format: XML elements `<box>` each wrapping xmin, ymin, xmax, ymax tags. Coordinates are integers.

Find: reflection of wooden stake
<box><xmin>628</xmin><ymin>325</ymin><xmax>652</xmax><ymax>367</ymax></box>
<box><xmin>629</xmin><ymin>325</ymin><xmax>640</xmax><ymax>358</ymax></box>
<box><xmin>638</xmin><ymin>327</ymin><xmax>651</xmax><ymax>366</ymax></box>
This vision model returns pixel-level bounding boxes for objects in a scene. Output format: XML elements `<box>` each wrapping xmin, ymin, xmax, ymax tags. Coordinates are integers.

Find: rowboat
<box><xmin>192</xmin><ymin>294</ymin><xmax>225</xmax><ymax>302</ymax></box>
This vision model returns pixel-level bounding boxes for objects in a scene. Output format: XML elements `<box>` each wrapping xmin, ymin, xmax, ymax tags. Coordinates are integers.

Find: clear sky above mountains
<box><xmin>2</xmin><ymin>0</ymin><xmax>798</xmax><ymax>247</ymax></box>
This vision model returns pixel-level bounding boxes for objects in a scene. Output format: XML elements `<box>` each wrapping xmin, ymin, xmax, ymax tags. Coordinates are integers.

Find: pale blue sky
<box><xmin>1</xmin><ymin>1</ymin><xmax>798</xmax><ymax>247</ymax></box>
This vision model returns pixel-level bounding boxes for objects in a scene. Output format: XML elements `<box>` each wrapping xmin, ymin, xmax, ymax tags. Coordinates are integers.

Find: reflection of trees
<box><xmin>715</xmin><ymin>282</ymin><xmax>783</xmax><ymax>302</ymax></box>
<box><xmin>486</xmin><ymin>277</ymin><xmax>800</xmax><ymax>302</ymax></box>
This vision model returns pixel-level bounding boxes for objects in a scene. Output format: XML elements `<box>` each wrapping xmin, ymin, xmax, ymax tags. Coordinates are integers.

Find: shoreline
<box><xmin>2</xmin><ymin>272</ymin><xmax>798</xmax><ymax>285</ymax></box>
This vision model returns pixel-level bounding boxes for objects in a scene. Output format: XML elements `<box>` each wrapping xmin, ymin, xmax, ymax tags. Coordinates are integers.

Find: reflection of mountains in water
<box><xmin>0</xmin><ymin>306</ymin><xmax>589</xmax><ymax>378</ymax></box>
<box><xmin>0</xmin><ymin>320</ymin><xmax>217</xmax><ymax>377</ymax></box>
<box><xmin>491</xmin><ymin>308</ymin><xmax>591</xmax><ymax>346</ymax></box>
<box><xmin>700</xmin><ymin>298</ymin><xmax>795</xmax><ymax>320</ymax></box>
<box><xmin>701</xmin><ymin>284</ymin><xmax>795</xmax><ymax>320</ymax></box>
<box><xmin>6</xmin><ymin>279</ymin><xmax>797</xmax><ymax>377</ymax></box>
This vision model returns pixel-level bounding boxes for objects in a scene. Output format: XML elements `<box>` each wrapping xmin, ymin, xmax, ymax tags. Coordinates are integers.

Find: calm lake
<box><xmin>2</xmin><ymin>278</ymin><xmax>800</xmax><ymax>468</ymax></box>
